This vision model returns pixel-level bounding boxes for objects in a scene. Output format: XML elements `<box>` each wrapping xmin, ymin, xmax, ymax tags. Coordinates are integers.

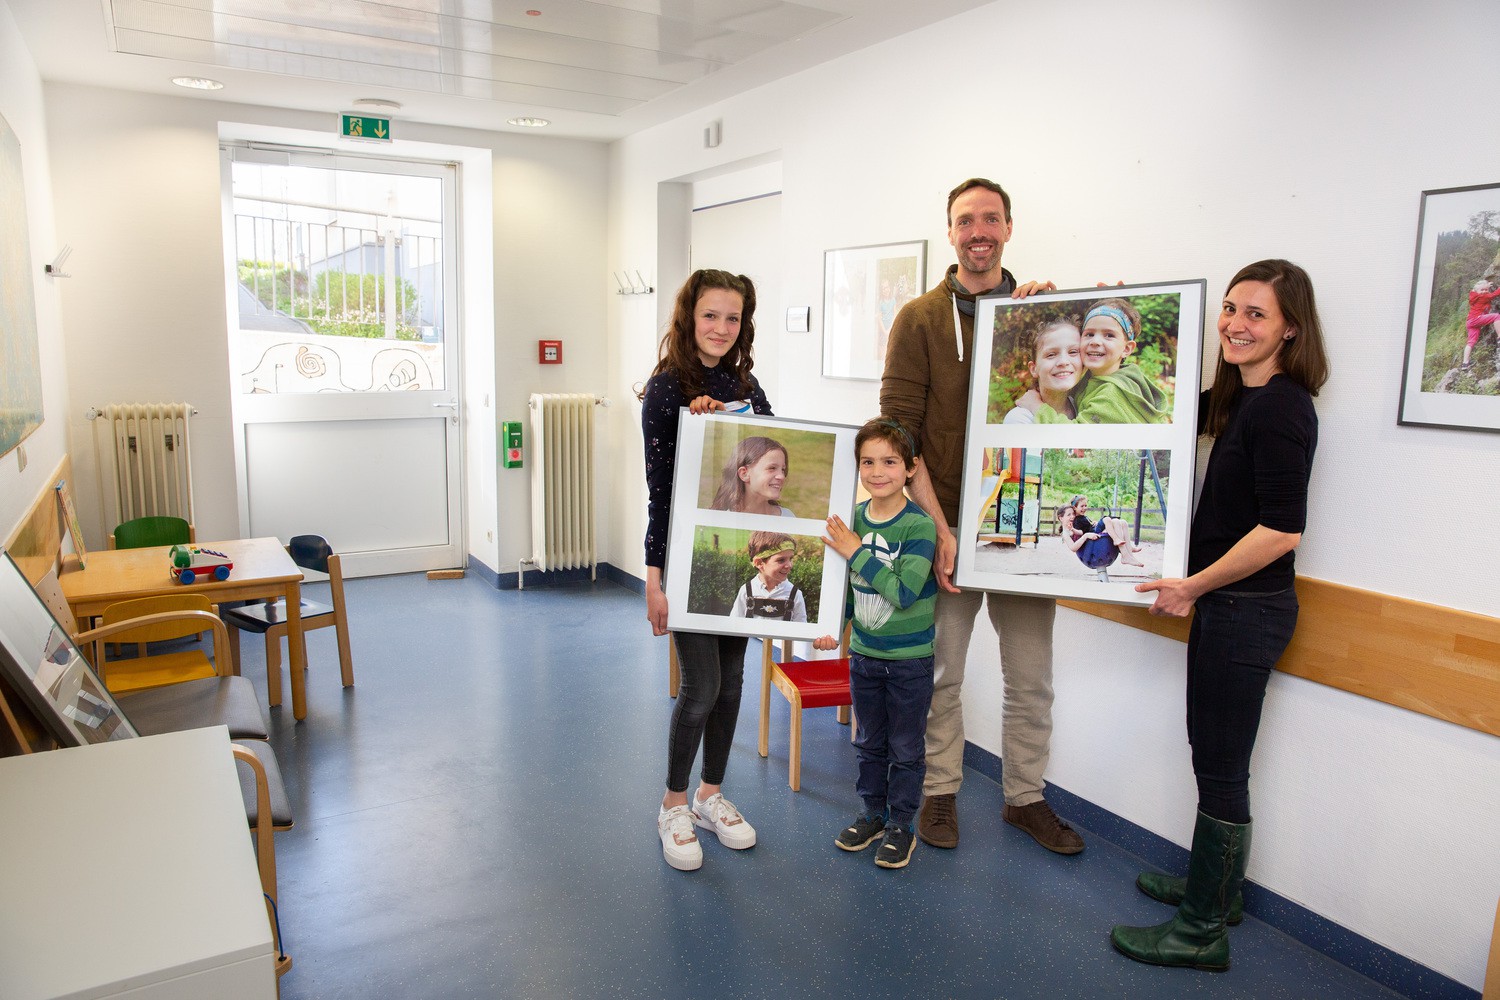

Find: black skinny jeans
<box><xmin>665</xmin><ymin>631</ymin><xmax>748</xmax><ymax>793</ymax></box>
<box><xmin>1185</xmin><ymin>587</ymin><xmax>1299</xmax><ymax>825</ymax></box>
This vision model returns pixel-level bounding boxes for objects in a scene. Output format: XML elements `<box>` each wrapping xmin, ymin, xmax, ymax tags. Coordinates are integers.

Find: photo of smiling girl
<box><xmin>1037</xmin><ymin>298</ymin><xmax>1169</xmax><ymax>424</ymax></box>
<box><xmin>1003</xmin><ymin>319</ymin><xmax>1082</xmax><ymax>424</ymax></box>
<box><xmin>709</xmin><ymin>436</ymin><xmax>795</xmax><ymax>516</ymax></box>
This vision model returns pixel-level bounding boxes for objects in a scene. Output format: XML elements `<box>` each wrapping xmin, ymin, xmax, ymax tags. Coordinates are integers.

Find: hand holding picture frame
<box><xmin>822</xmin><ymin>240</ymin><xmax>927</xmax><ymax>381</ymax></box>
<box><xmin>953</xmin><ymin>281</ymin><xmax>1205</xmax><ymax>605</ymax></box>
<box><xmin>664</xmin><ymin>412</ymin><xmax>859</xmax><ymax>641</ymax></box>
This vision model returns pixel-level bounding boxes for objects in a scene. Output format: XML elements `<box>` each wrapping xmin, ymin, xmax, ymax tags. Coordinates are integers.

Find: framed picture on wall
<box><xmin>952</xmin><ymin>281</ymin><xmax>1205</xmax><ymax>605</ymax></box>
<box><xmin>1398</xmin><ymin>181</ymin><xmax>1500</xmax><ymax>433</ymax></box>
<box><xmin>664</xmin><ymin>412</ymin><xmax>859</xmax><ymax>642</ymax></box>
<box><xmin>821</xmin><ymin>240</ymin><xmax>927</xmax><ymax>381</ymax></box>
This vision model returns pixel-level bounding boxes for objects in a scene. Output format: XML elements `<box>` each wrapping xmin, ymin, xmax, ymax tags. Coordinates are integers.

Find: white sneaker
<box><xmin>658</xmin><ymin>805</ymin><xmax>702</xmax><ymax>871</ymax></box>
<box><xmin>691</xmin><ymin>792</ymin><xmax>757</xmax><ymax>850</ymax></box>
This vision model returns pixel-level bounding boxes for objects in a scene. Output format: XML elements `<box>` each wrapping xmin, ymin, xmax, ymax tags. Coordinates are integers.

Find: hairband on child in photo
<box><xmin>1084</xmin><ymin>303</ymin><xmax>1135</xmax><ymax>342</ymax></box>
<box><xmin>753</xmin><ymin>539</ymin><xmax>797</xmax><ymax>561</ymax></box>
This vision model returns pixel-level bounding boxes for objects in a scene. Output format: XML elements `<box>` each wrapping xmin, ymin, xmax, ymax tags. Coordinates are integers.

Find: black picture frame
<box><xmin>1397</xmin><ymin>181</ymin><xmax>1500</xmax><ymax>433</ymax></box>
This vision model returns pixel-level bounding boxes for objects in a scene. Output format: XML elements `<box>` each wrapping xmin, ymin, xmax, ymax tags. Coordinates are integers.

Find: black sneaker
<box><xmin>874</xmin><ymin>823</ymin><xmax>916</xmax><ymax>869</ymax></box>
<box><xmin>835</xmin><ymin>812</ymin><xmax>886</xmax><ymax>852</ymax></box>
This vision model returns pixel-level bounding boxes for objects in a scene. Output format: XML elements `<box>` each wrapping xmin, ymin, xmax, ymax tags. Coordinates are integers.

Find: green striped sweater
<box><xmin>846</xmin><ymin>499</ymin><xmax>938</xmax><ymax>659</ymax></box>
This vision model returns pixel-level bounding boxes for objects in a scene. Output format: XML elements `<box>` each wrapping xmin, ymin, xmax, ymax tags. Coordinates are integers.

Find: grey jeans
<box><xmin>924</xmin><ymin>585</ymin><xmax>1056</xmax><ymax>805</ymax></box>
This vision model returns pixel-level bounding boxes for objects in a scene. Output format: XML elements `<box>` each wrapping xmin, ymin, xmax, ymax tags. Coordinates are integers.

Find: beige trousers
<box><xmin>923</xmin><ymin>586</ymin><xmax>1057</xmax><ymax>806</ymax></box>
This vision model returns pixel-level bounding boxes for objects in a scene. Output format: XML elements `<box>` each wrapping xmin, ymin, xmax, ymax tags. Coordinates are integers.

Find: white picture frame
<box><xmin>822</xmin><ymin>240</ymin><xmax>927</xmax><ymax>381</ymax></box>
<box><xmin>953</xmin><ymin>281</ymin><xmax>1205</xmax><ymax>606</ymax></box>
<box><xmin>664</xmin><ymin>412</ymin><xmax>859</xmax><ymax>641</ymax></box>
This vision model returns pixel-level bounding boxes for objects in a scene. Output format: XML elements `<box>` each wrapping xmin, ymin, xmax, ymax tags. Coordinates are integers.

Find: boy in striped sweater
<box><xmin>814</xmin><ymin>418</ymin><xmax>938</xmax><ymax>869</ymax></box>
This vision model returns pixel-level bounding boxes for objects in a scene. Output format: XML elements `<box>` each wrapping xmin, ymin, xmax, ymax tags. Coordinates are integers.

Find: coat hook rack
<box><xmin>45</xmin><ymin>245</ymin><xmax>73</xmax><ymax>278</ymax></box>
<box><xmin>614</xmin><ymin>270</ymin><xmax>654</xmax><ymax>295</ymax></box>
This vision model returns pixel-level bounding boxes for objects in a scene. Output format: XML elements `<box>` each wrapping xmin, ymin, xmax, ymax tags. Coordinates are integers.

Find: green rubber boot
<box><xmin>1136</xmin><ymin>871</ymin><xmax>1244</xmax><ymax>925</ymax></box>
<box><xmin>1110</xmin><ymin>811</ymin><xmax>1251</xmax><ymax>972</ymax></box>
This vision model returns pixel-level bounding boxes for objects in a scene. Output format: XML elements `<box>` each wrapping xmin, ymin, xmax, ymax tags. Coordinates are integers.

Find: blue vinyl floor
<box><xmin>255</xmin><ymin>573</ymin><xmax>1408</xmax><ymax>1000</ymax></box>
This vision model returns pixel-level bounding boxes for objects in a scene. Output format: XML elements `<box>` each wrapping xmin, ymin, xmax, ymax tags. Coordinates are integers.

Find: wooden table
<box><xmin>61</xmin><ymin>537</ymin><xmax>313</xmax><ymax>721</ymax></box>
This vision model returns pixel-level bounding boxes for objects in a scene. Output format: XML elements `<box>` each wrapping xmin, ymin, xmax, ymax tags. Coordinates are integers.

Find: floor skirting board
<box><xmin>962</xmin><ymin>742</ymin><xmax>1479</xmax><ymax>1000</ymax></box>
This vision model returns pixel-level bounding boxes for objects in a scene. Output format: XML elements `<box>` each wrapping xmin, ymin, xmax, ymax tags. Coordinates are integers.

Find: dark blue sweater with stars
<box><xmin>641</xmin><ymin>364</ymin><xmax>772</xmax><ymax>569</ymax></box>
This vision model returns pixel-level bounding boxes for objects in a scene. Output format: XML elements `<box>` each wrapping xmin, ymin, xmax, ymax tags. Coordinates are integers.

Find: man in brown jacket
<box><xmin>879</xmin><ymin>177</ymin><xmax>1084</xmax><ymax>855</ymax></box>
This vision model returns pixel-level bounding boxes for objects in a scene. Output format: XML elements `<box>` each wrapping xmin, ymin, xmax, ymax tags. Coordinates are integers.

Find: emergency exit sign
<box><xmin>340</xmin><ymin>113</ymin><xmax>391</xmax><ymax>142</ymax></box>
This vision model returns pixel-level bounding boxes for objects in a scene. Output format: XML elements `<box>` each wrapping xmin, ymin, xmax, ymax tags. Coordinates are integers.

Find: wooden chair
<box><xmin>1484</xmin><ymin>891</ymin><xmax>1499</xmax><ymax>1000</ymax></box>
<box><xmin>82</xmin><ymin>595</ymin><xmax>225</xmax><ymax>695</ymax></box>
<box><xmin>222</xmin><ymin>534</ymin><xmax>354</xmax><ymax>708</ymax></box>
<box><xmin>758</xmin><ymin>629</ymin><xmax>854</xmax><ymax>791</ymax></box>
<box><xmin>109</xmin><ymin>515</ymin><xmax>193</xmax><ymax>550</ymax></box>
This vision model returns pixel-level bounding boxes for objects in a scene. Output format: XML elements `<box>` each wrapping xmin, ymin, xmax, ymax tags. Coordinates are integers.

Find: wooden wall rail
<box><xmin>1061</xmin><ymin>577</ymin><xmax>1500</xmax><ymax>739</ymax></box>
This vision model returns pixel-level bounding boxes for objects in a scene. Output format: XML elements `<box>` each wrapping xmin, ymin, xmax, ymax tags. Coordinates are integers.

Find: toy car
<box><xmin>168</xmin><ymin>545</ymin><xmax>233</xmax><ymax>585</ymax></box>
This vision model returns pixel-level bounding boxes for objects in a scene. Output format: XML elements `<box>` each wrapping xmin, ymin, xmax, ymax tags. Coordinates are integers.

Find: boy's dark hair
<box><xmin>947</xmin><ymin>177</ymin><xmax>1012</xmax><ymax>225</ymax></box>
<box><xmin>857</xmin><ymin>418</ymin><xmax>917</xmax><ymax>472</ymax></box>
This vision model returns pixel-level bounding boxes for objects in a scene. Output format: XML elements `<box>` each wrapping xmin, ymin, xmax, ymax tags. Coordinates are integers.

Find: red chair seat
<box><xmin>780</xmin><ymin>659</ymin><xmax>852</xmax><ymax>709</ymax></box>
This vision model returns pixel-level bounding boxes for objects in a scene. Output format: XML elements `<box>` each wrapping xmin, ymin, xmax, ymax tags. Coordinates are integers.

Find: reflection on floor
<box><xmin>258</xmin><ymin>573</ymin><xmax>1405</xmax><ymax>1000</ymax></box>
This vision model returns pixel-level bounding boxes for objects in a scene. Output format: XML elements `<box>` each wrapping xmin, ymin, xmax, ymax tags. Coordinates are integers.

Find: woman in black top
<box><xmin>1111</xmin><ymin>260</ymin><xmax>1330</xmax><ymax>971</ymax></box>
<box><xmin>639</xmin><ymin>269</ymin><xmax>770</xmax><ymax>872</ymax></box>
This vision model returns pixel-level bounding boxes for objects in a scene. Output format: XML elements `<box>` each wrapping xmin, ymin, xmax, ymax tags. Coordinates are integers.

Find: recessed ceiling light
<box><xmin>353</xmin><ymin>98</ymin><xmax>402</xmax><ymax>111</ymax></box>
<box><xmin>508</xmin><ymin>117</ymin><xmax>550</xmax><ymax>128</ymax></box>
<box><xmin>171</xmin><ymin>76</ymin><xmax>223</xmax><ymax>91</ymax></box>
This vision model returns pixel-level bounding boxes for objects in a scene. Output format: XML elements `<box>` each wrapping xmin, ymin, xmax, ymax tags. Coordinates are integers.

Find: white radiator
<box><xmin>525</xmin><ymin>393</ymin><xmax>598</xmax><ymax>580</ymax></box>
<box><xmin>87</xmin><ymin>403</ymin><xmax>196</xmax><ymax>531</ymax></box>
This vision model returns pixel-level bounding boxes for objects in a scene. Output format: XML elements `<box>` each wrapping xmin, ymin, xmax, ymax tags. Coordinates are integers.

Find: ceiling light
<box><xmin>508</xmin><ymin>117</ymin><xmax>550</xmax><ymax>128</ymax></box>
<box><xmin>171</xmin><ymin>76</ymin><xmax>223</xmax><ymax>91</ymax></box>
<box><xmin>353</xmin><ymin>98</ymin><xmax>402</xmax><ymax>111</ymax></box>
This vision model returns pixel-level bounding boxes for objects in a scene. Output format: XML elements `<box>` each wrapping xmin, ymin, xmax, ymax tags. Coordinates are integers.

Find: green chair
<box><xmin>110</xmin><ymin>515</ymin><xmax>193</xmax><ymax>550</ymax></box>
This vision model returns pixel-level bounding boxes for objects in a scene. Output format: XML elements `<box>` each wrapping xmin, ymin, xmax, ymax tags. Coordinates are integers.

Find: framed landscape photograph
<box><xmin>953</xmin><ymin>281</ymin><xmax>1205</xmax><ymax>605</ymax></box>
<box><xmin>665</xmin><ymin>412</ymin><xmax>859</xmax><ymax>641</ymax></box>
<box><xmin>822</xmin><ymin>240</ymin><xmax>926</xmax><ymax>381</ymax></box>
<box><xmin>1398</xmin><ymin>182</ymin><xmax>1500</xmax><ymax>433</ymax></box>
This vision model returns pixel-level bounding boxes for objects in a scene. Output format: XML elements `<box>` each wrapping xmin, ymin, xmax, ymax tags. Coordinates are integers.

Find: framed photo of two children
<box><xmin>953</xmin><ymin>280</ymin><xmax>1205</xmax><ymax>606</ymax></box>
<box><xmin>664</xmin><ymin>412</ymin><xmax>860</xmax><ymax>641</ymax></box>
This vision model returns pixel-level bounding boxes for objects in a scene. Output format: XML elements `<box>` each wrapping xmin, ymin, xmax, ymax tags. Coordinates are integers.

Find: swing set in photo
<box><xmin>962</xmin><ymin>447</ymin><xmax>1172</xmax><ymax>592</ymax></box>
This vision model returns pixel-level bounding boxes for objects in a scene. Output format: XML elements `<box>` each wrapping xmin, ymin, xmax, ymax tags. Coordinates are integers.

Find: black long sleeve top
<box><xmin>1188</xmin><ymin>376</ymin><xmax>1318</xmax><ymax>592</ymax></box>
<box><xmin>641</xmin><ymin>364</ymin><xmax>772</xmax><ymax>569</ymax></box>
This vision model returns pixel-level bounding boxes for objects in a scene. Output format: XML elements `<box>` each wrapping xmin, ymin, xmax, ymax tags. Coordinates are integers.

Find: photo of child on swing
<box><xmin>986</xmin><ymin>289</ymin><xmax>1182</xmax><ymax>425</ymax></box>
<box><xmin>695</xmin><ymin>419</ymin><xmax>838</xmax><ymax>518</ymax></box>
<box><xmin>968</xmin><ymin>449</ymin><xmax>1170</xmax><ymax>584</ymax></box>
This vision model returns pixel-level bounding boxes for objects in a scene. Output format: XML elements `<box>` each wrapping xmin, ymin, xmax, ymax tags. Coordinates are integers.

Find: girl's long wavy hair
<box><xmin>1204</xmin><ymin>259</ymin><xmax>1331</xmax><ymax>438</ymax></box>
<box><xmin>710</xmin><ymin>436</ymin><xmax>787</xmax><ymax>512</ymax></box>
<box><xmin>637</xmin><ymin>269</ymin><xmax>758</xmax><ymax>402</ymax></box>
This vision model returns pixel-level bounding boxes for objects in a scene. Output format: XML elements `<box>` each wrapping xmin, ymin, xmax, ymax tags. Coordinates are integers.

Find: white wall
<box><xmin>607</xmin><ymin>0</ymin><xmax>1500</xmax><ymax>988</ymax></box>
<box><xmin>40</xmin><ymin>83</ymin><xmax>609</xmax><ymax>575</ymax></box>
<box><xmin>0</xmin><ymin>1</ymin><xmax>68</xmax><ymax>538</ymax></box>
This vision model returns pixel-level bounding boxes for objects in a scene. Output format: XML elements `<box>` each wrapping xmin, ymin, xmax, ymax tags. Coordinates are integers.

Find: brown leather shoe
<box><xmin>918</xmin><ymin>793</ymin><xmax>959</xmax><ymax>848</ymax></box>
<box><xmin>1003</xmin><ymin>799</ymin><xmax>1085</xmax><ymax>855</ymax></box>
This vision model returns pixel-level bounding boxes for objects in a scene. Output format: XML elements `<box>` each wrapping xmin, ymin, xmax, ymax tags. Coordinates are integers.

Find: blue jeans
<box><xmin>849</xmin><ymin>651</ymin><xmax>935</xmax><ymax>827</ymax></box>
<box><xmin>1186</xmin><ymin>587</ymin><xmax>1299</xmax><ymax>824</ymax></box>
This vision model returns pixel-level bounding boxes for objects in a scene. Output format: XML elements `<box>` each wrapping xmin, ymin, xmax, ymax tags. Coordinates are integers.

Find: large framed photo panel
<box><xmin>822</xmin><ymin>240</ymin><xmax>927</xmax><ymax>381</ymax></box>
<box><xmin>953</xmin><ymin>281</ymin><xmax>1205</xmax><ymax>605</ymax></box>
<box><xmin>1398</xmin><ymin>182</ymin><xmax>1500</xmax><ymax>433</ymax></box>
<box><xmin>665</xmin><ymin>412</ymin><xmax>859</xmax><ymax>641</ymax></box>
